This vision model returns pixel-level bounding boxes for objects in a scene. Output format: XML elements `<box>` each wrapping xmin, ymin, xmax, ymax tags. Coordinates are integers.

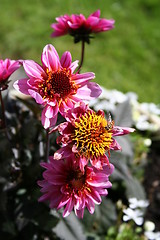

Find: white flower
<box><xmin>129</xmin><ymin>198</ymin><xmax>149</xmax><ymax>209</ymax></box>
<box><xmin>144</xmin><ymin>221</ymin><xmax>155</xmax><ymax>232</ymax></box>
<box><xmin>123</xmin><ymin>208</ymin><xmax>144</xmax><ymax>226</ymax></box>
<box><xmin>144</xmin><ymin>138</ymin><xmax>152</xmax><ymax>147</ymax></box>
<box><xmin>145</xmin><ymin>231</ymin><xmax>160</xmax><ymax>240</ymax></box>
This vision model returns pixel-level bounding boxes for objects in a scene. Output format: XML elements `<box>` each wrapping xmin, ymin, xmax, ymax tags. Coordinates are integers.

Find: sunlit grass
<box><xmin>0</xmin><ymin>0</ymin><xmax>160</xmax><ymax>103</ymax></box>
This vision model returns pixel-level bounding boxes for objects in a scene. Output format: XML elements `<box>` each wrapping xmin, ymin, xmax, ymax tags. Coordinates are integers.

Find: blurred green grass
<box><xmin>0</xmin><ymin>0</ymin><xmax>160</xmax><ymax>103</ymax></box>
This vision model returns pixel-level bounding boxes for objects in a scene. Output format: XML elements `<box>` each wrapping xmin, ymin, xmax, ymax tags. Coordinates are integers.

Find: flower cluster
<box><xmin>1</xmin><ymin>10</ymin><xmax>135</xmax><ymax>219</ymax></box>
<box><xmin>38</xmin><ymin>100</ymin><xmax>133</xmax><ymax>217</ymax></box>
<box><xmin>123</xmin><ymin>198</ymin><xmax>149</xmax><ymax>226</ymax></box>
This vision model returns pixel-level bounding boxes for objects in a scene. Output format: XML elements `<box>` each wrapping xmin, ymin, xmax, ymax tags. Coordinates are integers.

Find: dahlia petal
<box><xmin>98</xmin><ymin>189</ymin><xmax>108</xmax><ymax>196</ymax></box>
<box><xmin>68</xmin><ymin>22</ymin><xmax>80</xmax><ymax>29</ymax></box>
<box><xmin>47</xmin><ymin>99</ymin><xmax>57</xmax><ymax>106</ymax></box>
<box><xmin>41</xmin><ymin>107</ymin><xmax>58</xmax><ymax>129</ymax></box>
<box><xmin>86</xmin><ymin>189</ymin><xmax>101</xmax><ymax>204</ymax></box>
<box><xmin>6</xmin><ymin>60</ymin><xmax>21</xmax><ymax>73</ymax></box>
<box><xmin>41</xmin><ymin>44</ymin><xmax>60</xmax><ymax>71</ymax></box>
<box><xmin>54</xmin><ymin>146</ymin><xmax>72</xmax><ymax>160</ymax></box>
<box><xmin>23</xmin><ymin>60</ymin><xmax>45</xmax><ymax>79</ymax></box>
<box><xmin>63</xmin><ymin>198</ymin><xmax>75</xmax><ymax>217</ymax></box>
<box><xmin>28</xmin><ymin>89</ymin><xmax>44</xmax><ymax>104</ymax></box>
<box><xmin>70</xmin><ymin>60</ymin><xmax>79</xmax><ymax>73</ymax></box>
<box><xmin>86</xmin><ymin>198</ymin><xmax>95</xmax><ymax>214</ymax></box>
<box><xmin>44</xmin><ymin>173</ymin><xmax>66</xmax><ymax>185</ymax></box>
<box><xmin>27</xmin><ymin>78</ymin><xmax>40</xmax><ymax>89</ymax></box>
<box><xmin>37</xmin><ymin>180</ymin><xmax>51</xmax><ymax>190</ymax></box>
<box><xmin>49</xmin><ymin>115</ymin><xmax>58</xmax><ymax>128</ymax></box>
<box><xmin>49</xmin><ymin>158</ymin><xmax>66</xmax><ymax>172</ymax></box>
<box><xmin>97</xmin><ymin>19</ymin><xmax>115</xmax><ymax>30</ymax></box>
<box><xmin>13</xmin><ymin>78</ymin><xmax>30</xmax><ymax>95</ymax></box>
<box><xmin>40</xmin><ymin>162</ymin><xmax>51</xmax><ymax>170</ymax></box>
<box><xmin>38</xmin><ymin>192</ymin><xmax>51</xmax><ymax>202</ymax></box>
<box><xmin>51</xmin><ymin>23</ymin><xmax>67</xmax><ymax>33</ymax></box>
<box><xmin>110</xmin><ymin>139</ymin><xmax>122</xmax><ymax>150</ymax></box>
<box><xmin>74</xmin><ymin>208</ymin><xmax>84</xmax><ymax>218</ymax></box>
<box><xmin>75</xmin><ymin>195</ymin><xmax>85</xmax><ymax>210</ymax></box>
<box><xmin>98</xmin><ymin>154</ymin><xmax>110</xmax><ymax>167</ymax></box>
<box><xmin>87</xmin><ymin>16</ymin><xmax>99</xmax><ymax>27</ymax></box>
<box><xmin>90</xmin><ymin>9</ymin><xmax>100</xmax><ymax>18</ymax></box>
<box><xmin>60</xmin><ymin>51</ymin><xmax>72</xmax><ymax>68</ymax></box>
<box><xmin>90</xmin><ymin>158</ymin><xmax>103</xmax><ymax>170</ymax></box>
<box><xmin>76</xmin><ymin>82</ymin><xmax>102</xmax><ymax>100</ymax></box>
<box><xmin>51</xmin><ymin>32</ymin><xmax>62</xmax><ymax>37</ymax></box>
<box><xmin>50</xmin><ymin>192</ymin><xmax>63</xmax><ymax>208</ymax></box>
<box><xmin>63</xmin><ymin>98</ymin><xmax>74</xmax><ymax>109</ymax></box>
<box><xmin>68</xmin><ymin>95</ymin><xmax>81</xmax><ymax>103</ymax></box>
<box><xmin>72</xmin><ymin>72</ymin><xmax>95</xmax><ymax>84</ymax></box>
<box><xmin>102</xmin><ymin>163</ymin><xmax>115</xmax><ymax>176</ymax></box>
<box><xmin>87</xmin><ymin>173</ymin><xmax>109</xmax><ymax>187</ymax></box>
<box><xmin>44</xmin><ymin>104</ymin><xmax>59</xmax><ymax>118</ymax></box>
<box><xmin>57</xmin><ymin>122</ymin><xmax>73</xmax><ymax>135</ymax></box>
<box><xmin>79</xmin><ymin>156</ymin><xmax>88</xmax><ymax>173</ymax></box>
<box><xmin>113</xmin><ymin>126</ymin><xmax>135</xmax><ymax>136</ymax></box>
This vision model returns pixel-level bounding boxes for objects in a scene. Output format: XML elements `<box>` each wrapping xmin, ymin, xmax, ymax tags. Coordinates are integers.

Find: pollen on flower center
<box><xmin>72</xmin><ymin>111</ymin><xmax>113</xmax><ymax>159</ymax></box>
<box><xmin>38</xmin><ymin>69</ymin><xmax>78</xmax><ymax>100</ymax></box>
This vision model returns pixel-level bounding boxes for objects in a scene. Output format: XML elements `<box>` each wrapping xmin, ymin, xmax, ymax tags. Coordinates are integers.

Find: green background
<box><xmin>0</xmin><ymin>0</ymin><xmax>160</xmax><ymax>103</ymax></box>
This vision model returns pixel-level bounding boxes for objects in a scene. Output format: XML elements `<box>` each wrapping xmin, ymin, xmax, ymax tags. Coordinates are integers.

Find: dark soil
<box><xmin>144</xmin><ymin>140</ymin><xmax>160</xmax><ymax>231</ymax></box>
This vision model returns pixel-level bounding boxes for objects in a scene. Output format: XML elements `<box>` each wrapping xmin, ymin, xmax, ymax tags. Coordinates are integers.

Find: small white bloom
<box><xmin>144</xmin><ymin>221</ymin><xmax>155</xmax><ymax>232</ymax></box>
<box><xmin>129</xmin><ymin>198</ymin><xmax>149</xmax><ymax>209</ymax></box>
<box><xmin>123</xmin><ymin>208</ymin><xmax>144</xmax><ymax>226</ymax></box>
<box><xmin>144</xmin><ymin>138</ymin><xmax>152</xmax><ymax>147</ymax></box>
<box><xmin>145</xmin><ymin>231</ymin><xmax>160</xmax><ymax>240</ymax></box>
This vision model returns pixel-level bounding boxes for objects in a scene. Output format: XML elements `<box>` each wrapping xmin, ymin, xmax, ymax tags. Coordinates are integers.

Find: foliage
<box><xmin>105</xmin><ymin>224</ymin><xmax>145</xmax><ymax>240</ymax></box>
<box><xmin>0</xmin><ymin>95</ymin><xmax>60</xmax><ymax>239</ymax></box>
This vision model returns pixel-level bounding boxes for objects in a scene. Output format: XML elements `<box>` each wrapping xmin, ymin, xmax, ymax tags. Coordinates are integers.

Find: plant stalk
<box><xmin>45</xmin><ymin>128</ymin><xmax>50</xmax><ymax>162</ymax></box>
<box><xmin>0</xmin><ymin>90</ymin><xmax>11</xmax><ymax>141</ymax></box>
<box><xmin>77</xmin><ymin>40</ymin><xmax>85</xmax><ymax>73</ymax></box>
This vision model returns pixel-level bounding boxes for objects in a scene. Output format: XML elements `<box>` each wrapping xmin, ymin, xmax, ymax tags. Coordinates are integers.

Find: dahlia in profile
<box><xmin>38</xmin><ymin>155</ymin><xmax>114</xmax><ymax>218</ymax></box>
<box><xmin>0</xmin><ymin>59</ymin><xmax>21</xmax><ymax>91</ymax></box>
<box><xmin>51</xmin><ymin>10</ymin><xmax>115</xmax><ymax>43</ymax></box>
<box><xmin>53</xmin><ymin>102</ymin><xmax>135</xmax><ymax>170</ymax></box>
<box><xmin>14</xmin><ymin>44</ymin><xmax>101</xmax><ymax>129</ymax></box>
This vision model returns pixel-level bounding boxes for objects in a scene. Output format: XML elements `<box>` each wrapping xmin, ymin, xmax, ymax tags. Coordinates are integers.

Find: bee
<box><xmin>105</xmin><ymin>112</ymin><xmax>113</xmax><ymax>130</ymax></box>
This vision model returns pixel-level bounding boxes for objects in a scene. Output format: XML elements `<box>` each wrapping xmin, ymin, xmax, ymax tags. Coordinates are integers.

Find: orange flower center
<box><xmin>72</xmin><ymin>111</ymin><xmax>113</xmax><ymax>159</ymax></box>
<box><xmin>38</xmin><ymin>68</ymin><xmax>78</xmax><ymax>100</ymax></box>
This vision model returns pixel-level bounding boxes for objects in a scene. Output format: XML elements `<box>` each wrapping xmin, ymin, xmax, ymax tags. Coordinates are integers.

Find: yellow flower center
<box><xmin>38</xmin><ymin>68</ymin><xmax>78</xmax><ymax>101</ymax></box>
<box><xmin>72</xmin><ymin>111</ymin><xmax>113</xmax><ymax>159</ymax></box>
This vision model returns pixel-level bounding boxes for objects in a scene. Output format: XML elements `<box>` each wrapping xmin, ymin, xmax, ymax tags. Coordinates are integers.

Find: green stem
<box><xmin>77</xmin><ymin>40</ymin><xmax>85</xmax><ymax>73</ymax></box>
<box><xmin>45</xmin><ymin>128</ymin><xmax>50</xmax><ymax>162</ymax></box>
<box><xmin>0</xmin><ymin>90</ymin><xmax>6</xmax><ymax>129</ymax></box>
<box><xmin>0</xmin><ymin>90</ymin><xmax>11</xmax><ymax>141</ymax></box>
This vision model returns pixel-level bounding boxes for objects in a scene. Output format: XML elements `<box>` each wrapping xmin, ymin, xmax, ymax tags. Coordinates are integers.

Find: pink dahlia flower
<box><xmin>13</xmin><ymin>44</ymin><xmax>101</xmax><ymax>129</ymax></box>
<box><xmin>38</xmin><ymin>155</ymin><xmax>114</xmax><ymax>218</ymax></box>
<box><xmin>51</xmin><ymin>10</ymin><xmax>115</xmax><ymax>43</ymax></box>
<box><xmin>52</xmin><ymin>102</ymin><xmax>135</xmax><ymax>170</ymax></box>
<box><xmin>0</xmin><ymin>59</ymin><xmax>21</xmax><ymax>91</ymax></box>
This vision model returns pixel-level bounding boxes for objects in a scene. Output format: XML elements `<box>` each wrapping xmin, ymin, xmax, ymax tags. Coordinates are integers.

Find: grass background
<box><xmin>0</xmin><ymin>0</ymin><xmax>160</xmax><ymax>103</ymax></box>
